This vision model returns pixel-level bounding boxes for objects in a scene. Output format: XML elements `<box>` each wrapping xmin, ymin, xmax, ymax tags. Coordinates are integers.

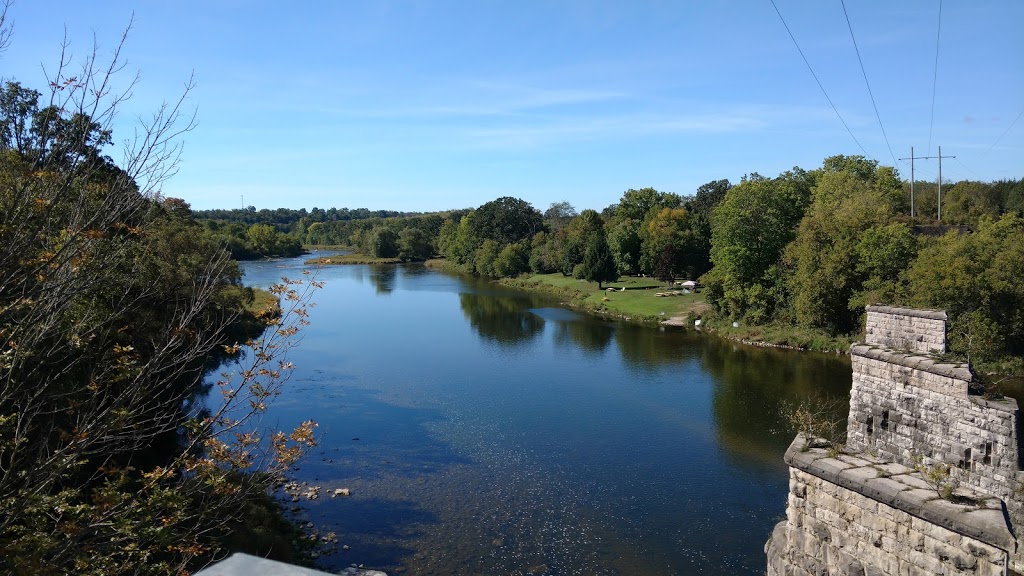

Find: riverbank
<box><xmin>306</xmin><ymin>254</ymin><xmax>402</xmax><ymax>265</ymax></box>
<box><xmin>500</xmin><ymin>273</ymin><xmax>709</xmax><ymax>325</ymax></box>
<box><xmin>423</xmin><ymin>259</ymin><xmax>856</xmax><ymax>352</ymax></box>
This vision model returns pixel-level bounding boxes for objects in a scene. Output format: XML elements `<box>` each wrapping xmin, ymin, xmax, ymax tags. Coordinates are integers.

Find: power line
<box><xmin>984</xmin><ymin>107</ymin><xmax>1024</xmax><ymax>156</ymax></box>
<box><xmin>768</xmin><ymin>0</ymin><xmax>873</xmax><ymax>160</ymax></box>
<box><xmin>953</xmin><ymin>157</ymin><xmax>981</xmax><ymax>180</ymax></box>
<box><xmin>840</xmin><ymin>0</ymin><xmax>897</xmax><ymax>166</ymax></box>
<box><xmin>927</xmin><ymin>0</ymin><xmax>942</xmax><ymax>155</ymax></box>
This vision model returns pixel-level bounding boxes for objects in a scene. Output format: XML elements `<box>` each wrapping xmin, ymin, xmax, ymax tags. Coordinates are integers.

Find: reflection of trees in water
<box><xmin>552</xmin><ymin>319</ymin><xmax>614</xmax><ymax>355</ymax></box>
<box><xmin>614</xmin><ymin>324</ymin><xmax>695</xmax><ymax>369</ymax></box>
<box><xmin>700</xmin><ymin>338</ymin><xmax>852</xmax><ymax>465</ymax></box>
<box><xmin>459</xmin><ymin>292</ymin><xmax>545</xmax><ymax>346</ymax></box>
<box><xmin>369</xmin><ymin>265</ymin><xmax>398</xmax><ymax>294</ymax></box>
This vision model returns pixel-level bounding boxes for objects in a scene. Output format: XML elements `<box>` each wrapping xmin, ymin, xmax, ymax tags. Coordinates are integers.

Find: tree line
<box><xmin>251</xmin><ymin>155</ymin><xmax>1021</xmax><ymax>370</ymax></box>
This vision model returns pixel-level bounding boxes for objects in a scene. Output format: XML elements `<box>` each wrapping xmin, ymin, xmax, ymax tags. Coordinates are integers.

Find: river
<box><xmin>238</xmin><ymin>254</ymin><xmax>853</xmax><ymax>575</ymax></box>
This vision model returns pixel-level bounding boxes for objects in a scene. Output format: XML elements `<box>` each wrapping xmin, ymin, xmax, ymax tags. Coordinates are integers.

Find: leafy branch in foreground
<box><xmin>0</xmin><ymin>8</ymin><xmax>324</xmax><ymax>574</ymax></box>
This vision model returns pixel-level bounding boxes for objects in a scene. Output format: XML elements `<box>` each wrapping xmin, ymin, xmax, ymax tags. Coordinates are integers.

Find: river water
<box><xmin>239</xmin><ymin>254</ymin><xmax>853</xmax><ymax>575</ymax></box>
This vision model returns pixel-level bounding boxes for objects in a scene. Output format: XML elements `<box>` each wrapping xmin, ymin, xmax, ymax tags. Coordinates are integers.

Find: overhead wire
<box><xmin>953</xmin><ymin>157</ymin><xmax>981</xmax><ymax>180</ymax></box>
<box><xmin>927</xmin><ymin>0</ymin><xmax>942</xmax><ymax>155</ymax></box>
<box><xmin>768</xmin><ymin>0</ymin><xmax>873</xmax><ymax>160</ymax></box>
<box><xmin>983</xmin><ymin>107</ymin><xmax>1024</xmax><ymax>156</ymax></box>
<box><xmin>840</xmin><ymin>0</ymin><xmax>898</xmax><ymax>166</ymax></box>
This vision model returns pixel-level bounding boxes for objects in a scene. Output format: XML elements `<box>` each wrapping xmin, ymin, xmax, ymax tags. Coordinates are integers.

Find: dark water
<box><xmin>238</xmin><ymin>254</ymin><xmax>853</xmax><ymax>575</ymax></box>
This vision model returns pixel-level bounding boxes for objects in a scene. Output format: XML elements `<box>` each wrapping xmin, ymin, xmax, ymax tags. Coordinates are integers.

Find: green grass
<box><xmin>501</xmin><ymin>273</ymin><xmax>709</xmax><ymax>324</ymax></box>
<box><xmin>696</xmin><ymin>316</ymin><xmax>855</xmax><ymax>353</ymax></box>
<box><xmin>305</xmin><ymin>254</ymin><xmax>402</xmax><ymax>265</ymax></box>
<box><xmin>246</xmin><ymin>287</ymin><xmax>280</xmax><ymax>316</ymax></box>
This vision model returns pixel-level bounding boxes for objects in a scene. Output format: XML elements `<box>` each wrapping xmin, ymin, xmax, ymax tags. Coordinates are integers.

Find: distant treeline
<box><xmin>193</xmin><ymin>156</ymin><xmax>1024</xmax><ymax>371</ymax></box>
<box><xmin>192</xmin><ymin>206</ymin><xmax>442</xmax><ymax>259</ymax></box>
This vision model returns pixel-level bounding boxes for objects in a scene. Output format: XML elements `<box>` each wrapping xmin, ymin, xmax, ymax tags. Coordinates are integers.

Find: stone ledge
<box><xmin>850</xmin><ymin>344</ymin><xmax>973</xmax><ymax>381</ymax></box>
<box><xmin>784</xmin><ymin>435</ymin><xmax>1016</xmax><ymax>552</ymax></box>
<box><xmin>865</xmin><ymin>305</ymin><xmax>948</xmax><ymax>321</ymax></box>
<box><xmin>195</xmin><ymin>553</ymin><xmax>388</xmax><ymax>576</ymax></box>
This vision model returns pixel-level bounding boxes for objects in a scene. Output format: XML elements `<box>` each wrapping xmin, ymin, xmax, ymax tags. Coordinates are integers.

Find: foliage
<box><xmin>543</xmin><ymin>201</ymin><xmax>577</xmax><ymax>232</ymax></box>
<box><xmin>0</xmin><ymin>16</ymin><xmax>319</xmax><ymax>574</ymax></box>
<box><xmin>704</xmin><ymin>170</ymin><xmax>812</xmax><ymax>320</ymax></box>
<box><xmin>639</xmin><ymin>207</ymin><xmax>694</xmax><ymax>282</ymax></box>
<box><xmin>493</xmin><ymin>241</ymin><xmax>530</xmax><ymax>277</ymax></box>
<box><xmin>473</xmin><ymin>239</ymin><xmax>502</xmax><ymax>277</ymax></box>
<box><xmin>606</xmin><ymin>218</ymin><xmax>642</xmax><ymax>275</ymax></box>
<box><xmin>904</xmin><ymin>214</ymin><xmax>1024</xmax><ymax>362</ymax></box>
<box><xmin>528</xmin><ymin>231</ymin><xmax>560</xmax><ymax>274</ymax></box>
<box><xmin>579</xmin><ymin>230</ymin><xmax>618</xmax><ymax>289</ymax></box>
<box><xmin>782</xmin><ymin>397</ymin><xmax>848</xmax><ymax>451</ymax></box>
<box><xmin>912</xmin><ymin>455</ymin><xmax>961</xmax><ymax>500</ymax></box>
<box><xmin>471</xmin><ymin>196</ymin><xmax>544</xmax><ymax>245</ymax></box>
<box><xmin>784</xmin><ymin>165</ymin><xmax>903</xmax><ymax>334</ymax></box>
<box><xmin>368</xmin><ymin>227</ymin><xmax>399</xmax><ymax>258</ymax></box>
<box><xmin>397</xmin><ymin>227</ymin><xmax>433</xmax><ymax>261</ymax></box>
<box><xmin>559</xmin><ymin>209</ymin><xmax>605</xmax><ymax>276</ymax></box>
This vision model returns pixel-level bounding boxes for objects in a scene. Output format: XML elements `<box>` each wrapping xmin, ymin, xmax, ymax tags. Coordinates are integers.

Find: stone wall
<box><xmin>768</xmin><ymin>306</ymin><xmax>1024</xmax><ymax>575</ymax></box>
<box><xmin>846</xmin><ymin>346</ymin><xmax>1021</xmax><ymax>494</ymax></box>
<box><xmin>766</xmin><ymin>448</ymin><xmax>1013</xmax><ymax>576</ymax></box>
<box><xmin>864</xmin><ymin>305</ymin><xmax>947</xmax><ymax>355</ymax></box>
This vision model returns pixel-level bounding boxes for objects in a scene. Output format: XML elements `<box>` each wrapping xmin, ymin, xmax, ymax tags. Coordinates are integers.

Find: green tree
<box><xmin>685</xmin><ymin>179</ymin><xmax>732</xmax><ymax>278</ymax></box>
<box><xmin>704</xmin><ymin>171</ymin><xmax>812</xmax><ymax>319</ymax></box>
<box><xmin>615</xmin><ymin>187</ymin><xmax>681</xmax><ymax>221</ymax></box>
<box><xmin>0</xmin><ymin>22</ymin><xmax>319</xmax><ymax>572</ymax></box>
<box><xmin>543</xmin><ymin>201</ymin><xmax>577</xmax><ymax>232</ymax></box>
<box><xmin>579</xmin><ymin>230</ymin><xmax>619</xmax><ymax>289</ymax></box>
<box><xmin>472</xmin><ymin>196</ymin><xmax>544</xmax><ymax>245</ymax></box>
<box><xmin>905</xmin><ymin>214</ymin><xmax>1024</xmax><ymax>363</ymax></box>
<box><xmin>942</xmin><ymin>180</ymin><xmax>1000</xmax><ymax>224</ymax></box>
<box><xmin>639</xmin><ymin>207</ymin><xmax>692</xmax><ymax>281</ymax></box>
<box><xmin>558</xmin><ymin>209</ymin><xmax>604</xmax><ymax>276</ymax></box>
<box><xmin>606</xmin><ymin>218</ymin><xmax>642</xmax><ymax>275</ymax></box>
<box><xmin>784</xmin><ymin>166</ymin><xmax>901</xmax><ymax>334</ymax></box>
<box><xmin>368</xmin><ymin>227</ymin><xmax>399</xmax><ymax>258</ymax></box>
<box><xmin>473</xmin><ymin>239</ymin><xmax>502</xmax><ymax>277</ymax></box>
<box><xmin>493</xmin><ymin>241</ymin><xmax>530</xmax><ymax>277</ymax></box>
<box><xmin>397</xmin><ymin>227</ymin><xmax>433</xmax><ymax>261</ymax></box>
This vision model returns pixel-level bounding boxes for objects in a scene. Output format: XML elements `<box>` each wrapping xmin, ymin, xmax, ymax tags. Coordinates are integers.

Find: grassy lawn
<box><xmin>504</xmin><ymin>273</ymin><xmax>710</xmax><ymax>323</ymax></box>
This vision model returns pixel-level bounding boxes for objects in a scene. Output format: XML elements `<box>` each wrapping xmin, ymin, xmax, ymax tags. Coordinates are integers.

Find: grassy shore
<box><xmin>695</xmin><ymin>317</ymin><xmax>855</xmax><ymax>354</ymax></box>
<box><xmin>246</xmin><ymin>287</ymin><xmax>281</xmax><ymax>316</ymax></box>
<box><xmin>500</xmin><ymin>273</ymin><xmax>710</xmax><ymax>324</ymax></box>
<box><xmin>305</xmin><ymin>254</ymin><xmax>402</xmax><ymax>265</ymax></box>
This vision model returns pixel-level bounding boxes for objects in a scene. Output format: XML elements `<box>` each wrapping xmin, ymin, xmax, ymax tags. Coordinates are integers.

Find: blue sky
<box><xmin>3</xmin><ymin>1</ymin><xmax>1022</xmax><ymax>212</ymax></box>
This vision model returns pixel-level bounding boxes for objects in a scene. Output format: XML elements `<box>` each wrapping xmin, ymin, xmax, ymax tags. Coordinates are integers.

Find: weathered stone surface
<box><xmin>769</xmin><ymin>306</ymin><xmax>1023</xmax><ymax>575</ymax></box>
<box><xmin>863</xmin><ymin>306</ymin><xmax>947</xmax><ymax>354</ymax></box>
<box><xmin>766</xmin><ymin>467</ymin><xmax>1010</xmax><ymax>576</ymax></box>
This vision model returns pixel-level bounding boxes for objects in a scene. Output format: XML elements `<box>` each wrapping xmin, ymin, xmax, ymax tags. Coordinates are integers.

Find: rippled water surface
<box><xmin>239</xmin><ymin>254</ymin><xmax>853</xmax><ymax>575</ymax></box>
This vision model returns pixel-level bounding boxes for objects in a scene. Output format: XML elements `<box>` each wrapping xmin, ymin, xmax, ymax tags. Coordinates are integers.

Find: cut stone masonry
<box><xmin>767</xmin><ymin>305</ymin><xmax>1023</xmax><ymax>575</ymax></box>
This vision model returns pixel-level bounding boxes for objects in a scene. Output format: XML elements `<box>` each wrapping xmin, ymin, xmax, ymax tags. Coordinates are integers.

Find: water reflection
<box><xmin>701</xmin><ymin>339</ymin><xmax>851</xmax><ymax>466</ymax></box>
<box><xmin>237</xmin><ymin>258</ymin><xmax>856</xmax><ymax>575</ymax></box>
<box><xmin>614</xmin><ymin>323</ymin><xmax>695</xmax><ymax>369</ymax></box>
<box><xmin>369</xmin><ymin>265</ymin><xmax>397</xmax><ymax>295</ymax></box>
<box><xmin>529</xmin><ymin>308</ymin><xmax>616</xmax><ymax>356</ymax></box>
<box><xmin>459</xmin><ymin>292</ymin><xmax>546</xmax><ymax>346</ymax></box>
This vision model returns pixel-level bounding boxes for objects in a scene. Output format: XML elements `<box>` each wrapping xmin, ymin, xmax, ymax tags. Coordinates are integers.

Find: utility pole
<box><xmin>937</xmin><ymin>146</ymin><xmax>954</xmax><ymax>221</ymax></box>
<box><xmin>902</xmin><ymin>147</ymin><xmax>955</xmax><ymax>220</ymax></box>
<box><xmin>899</xmin><ymin>146</ymin><xmax>917</xmax><ymax>217</ymax></box>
